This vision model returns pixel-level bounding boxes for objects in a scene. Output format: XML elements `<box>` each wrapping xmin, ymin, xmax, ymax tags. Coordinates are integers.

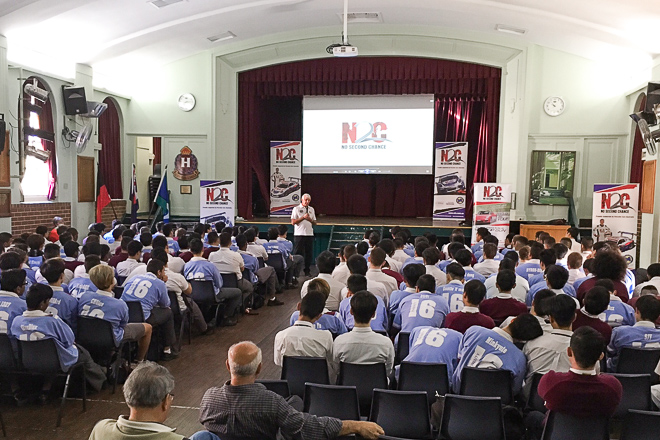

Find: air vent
<box><xmin>208</xmin><ymin>31</ymin><xmax>236</xmax><ymax>43</ymax></box>
<box><xmin>149</xmin><ymin>0</ymin><xmax>185</xmax><ymax>9</ymax></box>
<box><xmin>338</xmin><ymin>12</ymin><xmax>383</xmax><ymax>23</ymax></box>
<box><xmin>495</xmin><ymin>24</ymin><xmax>526</xmax><ymax>35</ymax></box>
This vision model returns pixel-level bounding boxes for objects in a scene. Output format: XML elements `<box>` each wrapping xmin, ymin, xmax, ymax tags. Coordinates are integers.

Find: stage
<box><xmin>238</xmin><ymin>215</ymin><xmax>469</xmax><ymax>230</ymax></box>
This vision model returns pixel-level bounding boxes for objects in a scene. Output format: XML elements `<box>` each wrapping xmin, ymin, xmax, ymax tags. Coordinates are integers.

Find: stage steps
<box><xmin>327</xmin><ymin>225</ymin><xmax>385</xmax><ymax>254</ymax></box>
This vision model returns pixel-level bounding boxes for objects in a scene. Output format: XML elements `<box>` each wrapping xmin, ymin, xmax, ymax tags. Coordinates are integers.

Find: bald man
<box><xmin>199</xmin><ymin>341</ymin><xmax>384</xmax><ymax>440</ymax></box>
<box><xmin>291</xmin><ymin>193</ymin><xmax>316</xmax><ymax>276</ymax></box>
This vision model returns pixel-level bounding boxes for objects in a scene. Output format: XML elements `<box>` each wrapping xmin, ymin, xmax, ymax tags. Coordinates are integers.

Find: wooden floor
<box><xmin>1</xmin><ymin>279</ymin><xmax>308</xmax><ymax>439</ymax></box>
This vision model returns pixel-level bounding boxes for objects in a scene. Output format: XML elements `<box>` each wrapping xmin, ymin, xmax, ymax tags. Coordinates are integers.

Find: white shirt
<box><xmin>291</xmin><ymin>204</ymin><xmax>316</xmax><ymax>236</ymax></box>
<box><xmin>209</xmin><ymin>247</ymin><xmax>245</xmax><ymax>279</ymax></box>
<box><xmin>567</xmin><ymin>268</ymin><xmax>585</xmax><ymax>286</ymax></box>
<box><xmin>333</xmin><ymin>326</ymin><xmax>395</xmax><ymax>379</ymax></box>
<box><xmin>523</xmin><ymin>328</ymin><xmax>573</xmax><ymax>391</ymax></box>
<box><xmin>300</xmin><ymin>273</ymin><xmax>346</xmax><ymax>311</ymax></box>
<box><xmin>474</xmin><ymin>259</ymin><xmax>500</xmax><ymax>277</ymax></box>
<box><xmin>165</xmin><ymin>269</ymin><xmax>190</xmax><ymax>312</ymax></box>
<box><xmin>332</xmin><ymin>262</ymin><xmax>351</xmax><ymax>285</ymax></box>
<box><xmin>273</xmin><ymin>320</ymin><xmax>336</xmax><ymax>379</ymax></box>
<box><xmin>366</xmin><ymin>268</ymin><xmax>398</xmax><ymax>296</ymax></box>
<box><xmin>501</xmin><ymin>314</ymin><xmax>553</xmax><ymax>333</ymax></box>
<box><xmin>116</xmin><ymin>258</ymin><xmax>145</xmax><ymax>279</ymax></box>
<box><xmin>341</xmin><ymin>279</ymin><xmax>388</xmax><ymax>305</ymax></box>
<box><xmin>167</xmin><ymin>254</ymin><xmax>185</xmax><ymax>274</ymax></box>
<box><xmin>633</xmin><ymin>276</ymin><xmax>660</xmax><ymax>298</ymax></box>
<box><xmin>35</xmin><ymin>267</ymin><xmax>73</xmax><ymax>285</ymax></box>
<box><xmin>73</xmin><ymin>261</ymin><xmax>108</xmax><ymax>278</ymax></box>
<box><xmin>392</xmin><ymin>249</ymin><xmax>409</xmax><ymax>264</ymax></box>
<box><xmin>247</xmin><ymin>242</ymin><xmax>268</xmax><ymax>260</ymax></box>
<box><xmin>425</xmin><ymin>265</ymin><xmax>447</xmax><ymax>288</ymax></box>
<box><xmin>485</xmin><ymin>273</ymin><xmax>529</xmax><ymax>303</ymax></box>
<box><xmin>385</xmin><ymin>256</ymin><xmax>402</xmax><ymax>273</ymax></box>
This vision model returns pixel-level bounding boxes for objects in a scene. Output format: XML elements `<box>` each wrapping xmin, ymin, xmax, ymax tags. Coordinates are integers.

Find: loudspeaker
<box><xmin>62</xmin><ymin>86</ymin><xmax>87</xmax><ymax>115</ymax></box>
<box><xmin>646</xmin><ymin>82</ymin><xmax>660</xmax><ymax>114</ymax></box>
<box><xmin>0</xmin><ymin>114</ymin><xmax>5</xmax><ymax>154</ymax></box>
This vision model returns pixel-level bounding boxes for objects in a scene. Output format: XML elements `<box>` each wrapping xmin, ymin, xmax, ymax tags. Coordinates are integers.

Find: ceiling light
<box><xmin>208</xmin><ymin>31</ymin><xmax>236</xmax><ymax>43</ymax></box>
<box><xmin>495</xmin><ymin>24</ymin><xmax>527</xmax><ymax>36</ymax></box>
<box><xmin>149</xmin><ymin>0</ymin><xmax>185</xmax><ymax>9</ymax></box>
<box><xmin>339</xmin><ymin>12</ymin><xmax>383</xmax><ymax>23</ymax></box>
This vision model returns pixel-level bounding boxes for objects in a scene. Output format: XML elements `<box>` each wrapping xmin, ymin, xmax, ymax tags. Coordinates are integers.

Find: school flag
<box><xmin>472</xmin><ymin>183</ymin><xmax>511</xmax><ymax>247</ymax></box>
<box><xmin>592</xmin><ymin>184</ymin><xmax>639</xmax><ymax>268</ymax></box>
<box><xmin>129</xmin><ymin>163</ymin><xmax>139</xmax><ymax>223</ymax></box>
<box><xmin>433</xmin><ymin>142</ymin><xmax>468</xmax><ymax>220</ymax></box>
<box><xmin>96</xmin><ymin>162</ymin><xmax>112</xmax><ymax>223</ymax></box>
<box><xmin>270</xmin><ymin>141</ymin><xmax>302</xmax><ymax>217</ymax></box>
<box><xmin>154</xmin><ymin>165</ymin><xmax>170</xmax><ymax>223</ymax></box>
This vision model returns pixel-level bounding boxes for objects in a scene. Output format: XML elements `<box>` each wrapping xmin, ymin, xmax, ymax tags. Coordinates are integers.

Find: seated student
<box><xmin>553</xmin><ymin>243</ymin><xmax>569</xmax><ymax>269</ymax></box>
<box><xmin>596</xmin><ymin>278</ymin><xmax>635</xmax><ymax>327</ymax></box>
<box><xmin>162</xmin><ymin>224</ymin><xmax>180</xmax><ymax>255</ymax></box>
<box><xmin>338</xmin><ymin>274</ymin><xmax>388</xmax><ymax>333</ymax></box>
<box><xmin>68</xmin><ymin>255</ymin><xmax>102</xmax><ymax>298</ymax></box>
<box><xmin>35</xmin><ymin>243</ymin><xmax>74</xmax><ymax>285</ymax></box>
<box><xmin>376</xmin><ymin>239</ymin><xmax>402</xmax><ymax>274</ymax></box>
<box><xmin>526</xmin><ymin>265</ymin><xmax>576</xmax><ymax>306</ymax></box>
<box><xmin>300</xmin><ymin>251</ymin><xmax>346</xmax><ymax>311</ymax></box>
<box><xmin>263</xmin><ymin>227</ymin><xmax>299</xmax><ymax>289</ymax></box>
<box><xmin>139</xmin><ymin>232</ymin><xmax>154</xmax><ymax>263</ymax></box>
<box><xmin>393</xmin><ymin>274</ymin><xmax>450</xmax><ymax>334</ymax></box>
<box><xmin>26</xmin><ymin>233</ymin><xmax>45</xmax><ymax>271</ymax></box>
<box><xmin>474</xmin><ymin>243</ymin><xmax>500</xmax><ymax>277</ymax></box>
<box><xmin>576</xmin><ymin>250</ymin><xmax>629</xmax><ymax>304</ymax></box>
<box><xmin>277</xmin><ymin>224</ymin><xmax>304</xmax><ymax>281</ymax></box>
<box><xmin>184</xmin><ymin>239</ymin><xmax>241</xmax><ymax>327</ymax></box>
<box><xmin>528</xmin><ymin>249</ymin><xmax>558</xmax><ymax>288</ymax></box>
<box><xmin>203</xmin><ymin>232</ymin><xmax>220</xmax><ymax>258</ymax></box>
<box><xmin>2</xmin><ymin>249</ymin><xmax>35</xmax><ymax>289</ymax></box>
<box><xmin>109</xmin><ymin>237</ymin><xmax>132</xmax><ymax>268</ymax></box>
<box><xmin>573</xmin><ymin>286</ymin><xmax>613</xmax><ymax>344</ymax></box>
<box><xmin>340</xmin><ymin>255</ymin><xmax>388</xmax><ymax>304</ymax></box>
<box><xmin>438</xmin><ymin>242</ymin><xmax>465</xmax><ymax>272</ymax></box>
<box><xmin>274</xmin><ymin>290</ymin><xmax>336</xmax><ymax>378</ymax></box>
<box><xmin>633</xmin><ymin>262</ymin><xmax>660</xmax><ymax>297</ymax></box>
<box><xmin>122</xmin><ymin>259</ymin><xmax>178</xmax><ymax>360</ymax></box>
<box><xmin>152</xmin><ymin>235</ymin><xmax>185</xmax><ymax>274</ymax></box>
<box><xmin>41</xmin><ymin>259</ymin><xmax>78</xmax><ymax>332</ymax></box>
<box><xmin>523</xmin><ymin>294</ymin><xmax>576</xmax><ymax>395</ymax></box>
<box><xmin>106</xmin><ymin>227</ymin><xmax>124</xmax><ymax>254</ymax></box>
<box><xmin>392</xmin><ymin>237</ymin><xmax>410</xmax><ymax>264</ymax></box>
<box><xmin>470</xmin><ymin>227</ymin><xmax>489</xmax><ymax>255</ymax></box>
<box><xmin>333</xmin><ymin>290</ymin><xmax>395</xmax><ymax>379</ymax></box>
<box><xmin>423</xmin><ymin>247</ymin><xmax>447</xmax><ymax>288</ymax></box>
<box><xmin>453</xmin><ymin>249</ymin><xmax>486</xmax><ymax>284</ymax></box>
<box><xmin>485</xmin><ymin>255</ymin><xmax>530</xmax><ymax>303</ymax></box>
<box><xmin>244</xmin><ymin>229</ymin><xmax>267</xmax><ymax>261</ymax></box>
<box><xmin>452</xmin><ymin>313</ymin><xmax>543</xmax><ymax>396</ymax></box>
<box><xmin>11</xmin><ymin>284</ymin><xmax>106</xmax><ymax>399</ymax></box>
<box><xmin>209</xmin><ymin>232</ymin><xmax>253</xmax><ymax>307</ymax></box>
<box><xmin>444</xmin><ymin>280</ymin><xmax>495</xmax><ymax>333</ymax></box>
<box><xmin>573</xmin><ymin>258</ymin><xmax>595</xmax><ymax>293</ymax></box>
<box><xmin>500</xmin><ymin>233</ymin><xmax>515</xmax><ymax>255</ymax></box>
<box><xmin>436</xmin><ymin>263</ymin><xmax>466</xmax><ymax>313</ymax></box>
<box><xmin>397</xmin><ymin>325</ymin><xmax>461</xmax><ymax>382</ymax></box>
<box><xmin>389</xmin><ymin>264</ymin><xmax>426</xmax><ymax>317</ymax></box>
<box><xmin>177</xmin><ymin>236</ymin><xmax>193</xmax><ymax>263</ymax></box>
<box><xmin>62</xmin><ymin>241</ymin><xmax>84</xmax><ymax>273</ymax></box>
<box><xmin>516</xmin><ymin>242</ymin><xmax>544</xmax><ymax>282</ymax></box>
<box><xmin>116</xmin><ymin>241</ymin><xmax>145</xmax><ymax>281</ymax></box>
<box><xmin>332</xmin><ymin>245</ymin><xmax>356</xmax><ymax>285</ymax></box>
<box><xmin>0</xmin><ymin>269</ymin><xmax>27</xmax><ymax>337</ymax></box>
<box><xmin>580</xmin><ymin>236</ymin><xmax>594</xmax><ymax>259</ymax></box>
<box><xmin>607</xmin><ymin>295</ymin><xmax>660</xmax><ymax>371</ymax></box>
<box><xmin>366</xmin><ymin>247</ymin><xmax>399</xmax><ymax>296</ymax></box>
<box><xmin>566</xmin><ymin>252</ymin><xmax>584</xmax><ymax>286</ymax></box>
<box><xmin>291</xmin><ymin>279</ymin><xmax>348</xmax><ymax>336</ymax></box>
<box><xmin>80</xmin><ymin>265</ymin><xmax>153</xmax><ymax>362</ymax></box>
<box><xmin>480</xmin><ymin>270</ymin><xmax>528</xmax><ymax>326</ymax></box>
<box><xmin>236</xmin><ymin>234</ymin><xmax>281</xmax><ymax>307</ymax></box>
<box><xmin>400</xmin><ymin>241</ymin><xmax>429</xmax><ymax>272</ymax></box>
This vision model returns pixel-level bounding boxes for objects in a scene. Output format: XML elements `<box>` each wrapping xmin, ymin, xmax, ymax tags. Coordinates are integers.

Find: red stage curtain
<box><xmin>630</xmin><ymin>95</ymin><xmax>646</xmax><ymax>184</ymax></box>
<box><xmin>238</xmin><ymin>57</ymin><xmax>501</xmax><ymax>219</ymax></box>
<box><xmin>98</xmin><ymin>98</ymin><xmax>123</xmax><ymax>198</ymax></box>
<box><xmin>153</xmin><ymin>137</ymin><xmax>162</xmax><ymax>174</ymax></box>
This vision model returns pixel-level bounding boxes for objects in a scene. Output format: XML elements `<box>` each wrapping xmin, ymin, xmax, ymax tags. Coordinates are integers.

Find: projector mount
<box><xmin>326</xmin><ymin>0</ymin><xmax>358</xmax><ymax>57</ymax></box>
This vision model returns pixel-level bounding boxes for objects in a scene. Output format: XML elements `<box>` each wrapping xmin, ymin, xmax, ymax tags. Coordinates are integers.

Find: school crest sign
<box><xmin>173</xmin><ymin>146</ymin><xmax>200</xmax><ymax>181</ymax></box>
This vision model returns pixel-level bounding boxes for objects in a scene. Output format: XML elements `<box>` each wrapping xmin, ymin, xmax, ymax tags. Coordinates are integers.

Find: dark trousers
<box><xmin>147</xmin><ymin>307</ymin><xmax>176</xmax><ymax>349</ymax></box>
<box><xmin>294</xmin><ymin>235</ymin><xmax>314</xmax><ymax>274</ymax></box>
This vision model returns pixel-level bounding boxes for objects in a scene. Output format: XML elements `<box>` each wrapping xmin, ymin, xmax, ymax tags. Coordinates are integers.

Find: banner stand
<box><xmin>200</xmin><ymin>180</ymin><xmax>235</xmax><ymax>227</ymax></box>
<box><xmin>270</xmin><ymin>141</ymin><xmax>302</xmax><ymax>217</ymax></box>
<box><xmin>592</xmin><ymin>184</ymin><xmax>639</xmax><ymax>268</ymax></box>
<box><xmin>471</xmin><ymin>183</ymin><xmax>511</xmax><ymax>247</ymax></box>
<box><xmin>433</xmin><ymin>142</ymin><xmax>468</xmax><ymax>221</ymax></box>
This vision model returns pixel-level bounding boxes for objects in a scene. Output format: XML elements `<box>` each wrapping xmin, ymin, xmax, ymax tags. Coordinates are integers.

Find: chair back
<box><xmin>256</xmin><ymin>380</ymin><xmax>290</xmax><ymax>399</ymax></box>
<box><xmin>369</xmin><ymin>389</ymin><xmax>431</xmax><ymax>439</ymax></box>
<box><xmin>607</xmin><ymin>374</ymin><xmax>653</xmax><ymax>419</ymax></box>
<box><xmin>459</xmin><ymin>367</ymin><xmax>514</xmax><ymax>405</ymax></box>
<box><xmin>303</xmin><ymin>384</ymin><xmax>360</xmax><ymax>420</ymax></box>
<box><xmin>541</xmin><ymin>411</ymin><xmax>609</xmax><ymax>440</ymax></box>
<box><xmin>617</xmin><ymin>347</ymin><xmax>660</xmax><ymax>374</ymax></box>
<box><xmin>168</xmin><ymin>291</ymin><xmax>182</xmax><ymax>317</ymax></box>
<box><xmin>126</xmin><ymin>301</ymin><xmax>145</xmax><ymax>323</ymax></box>
<box><xmin>395</xmin><ymin>332</ymin><xmax>410</xmax><ymax>365</ymax></box>
<box><xmin>116</xmin><ymin>276</ymin><xmax>127</xmax><ymax>286</ymax></box>
<box><xmin>398</xmin><ymin>362</ymin><xmax>449</xmax><ymax>403</ymax></box>
<box><xmin>257</xmin><ymin>257</ymin><xmax>265</xmax><ymax>268</ymax></box>
<box><xmin>190</xmin><ymin>280</ymin><xmax>216</xmax><ymax>304</ymax></box>
<box><xmin>525</xmin><ymin>373</ymin><xmax>547</xmax><ymax>413</ymax></box>
<box><xmin>440</xmin><ymin>394</ymin><xmax>505</xmax><ymax>440</ymax></box>
<box><xmin>620</xmin><ymin>409</ymin><xmax>660</xmax><ymax>440</ymax></box>
<box><xmin>281</xmin><ymin>356</ymin><xmax>329</xmax><ymax>397</ymax></box>
<box><xmin>18</xmin><ymin>338</ymin><xmax>63</xmax><ymax>373</ymax></box>
<box><xmin>266</xmin><ymin>254</ymin><xmax>285</xmax><ymax>270</ymax></box>
<box><xmin>0</xmin><ymin>333</ymin><xmax>16</xmax><ymax>370</ymax></box>
<box><xmin>220</xmin><ymin>273</ymin><xmax>239</xmax><ymax>288</ymax></box>
<box><xmin>338</xmin><ymin>362</ymin><xmax>388</xmax><ymax>415</ymax></box>
<box><xmin>76</xmin><ymin>316</ymin><xmax>116</xmax><ymax>362</ymax></box>
<box><xmin>112</xmin><ymin>285</ymin><xmax>123</xmax><ymax>299</ymax></box>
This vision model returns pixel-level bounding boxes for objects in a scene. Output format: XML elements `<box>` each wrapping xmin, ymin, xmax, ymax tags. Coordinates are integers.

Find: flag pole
<box><xmin>147</xmin><ymin>165</ymin><xmax>167</xmax><ymax>225</ymax></box>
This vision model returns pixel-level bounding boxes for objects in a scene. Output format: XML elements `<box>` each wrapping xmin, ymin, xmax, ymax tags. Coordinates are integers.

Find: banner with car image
<box><xmin>200</xmin><ymin>180</ymin><xmax>235</xmax><ymax>227</ymax></box>
<box><xmin>471</xmin><ymin>183</ymin><xmax>511</xmax><ymax>247</ymax></box>
<box><xmin>270</xmin><ymin>141</ymin><xmax>302</xmax><ymax>217</ymax></box>
<box><xmin>592</xmin><ymin>184</ymin><xmax>639</xmax><ymax>268</ymax></box>
<box><xmin>433</xmin><ymin>142</ymin><xmax>468</xmax><ymax>220</ymax></box>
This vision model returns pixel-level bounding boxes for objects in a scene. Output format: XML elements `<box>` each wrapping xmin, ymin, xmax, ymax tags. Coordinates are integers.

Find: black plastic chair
<box><xmin>459</xmin><ymin>367</ymin><xmax>514</xmax><ymax>405</ymax></box>
<box><xmin>525</xmin><ymin>373</ymin><xmax>547</xmax><ymax>413</ymax></box>
<box><xmin>440</xmin><ymin>394</ymin><xmax>505</xmax><ymax>440</ymax></box>
<box><xmin>370</xmin><ymin>389</ymin><xmax>432</xmax><ymax>439</ymax></box>
<box><xmin>616</xmin><ymin>347</ymin><xmax>660</xmax><ymax>375</ymax></box>
<box><xmin>18</xmin><ymin>338</ymin><xmax>87</xmax><ymax>427</ymax></box>
<box><xmin>168</xmin><ymin>291</ymin><xmax>192</xmax><ymax>348</ymax></box>
<box><xmin>126</xmin><ymin>301</ymin><xmax>145</xmax><ymax>323</ymax></box>
<box><xmin>338</xmin><ymin>362</ymin><xmax>388</xmax><ymax>415</ymax></box>
<box><xmin>256</xmin><ymin>379</ymin><xmax>290</xmax><ymax>398</ymax></box>
<box><xmin>76</xmin><ymin>316</ymin><xmax>133</xmax><ymax>394</ymax></box>
<box><xmin>220</xmin><ymin>273</ymin><xmax>239</xmax><ymax>288</ymax></box>
<box><xmin>0</xmin><ymin>334</ymin><xmax>18</xmax><ymax>372</ymax></box>
<box><xmin>620</xmin><ymin>409</ymin><xmax>660</xmax><ymax>440</ymax></box>
<box><xmin>190</xmin><ymin>280</ymin><xmax>226</xmax><ymax>325</ymax></box>
<box><xmin>607</xmin><ymin>373</ymin><xmax>653</xmax><ymax>419</ymax></box>
<box><xmin>266</xmin><ymin>253</ymin><xmax>286</xmax><ymax>284</ymax></box>
<box><xmin>281</xmin><ymin>356</ymin><xmax>329</xmax><ymax>398</ymax></box>
<box><xmin>257</xmin><ymin>257</ymin><xmax>265</xmax><ymax>268</ymax></box>
<box><xmin>303</xmin><ymin>383</ymin><xmax>361</xmax><ymax>420</ymax></box>
<box><xmin>541</xmin><ymin>411</ymin><xmax>609</xmax><ymax>440</ymax></box>
<box><xmin>395</xmin><ymin>332</ymin><xmax>410</xmax><ymax>365</ymax></box>
<box><xmin>116</xmin><ymin>275</ymin><xmax>127</xmax><ymax>286</ymax></box>
<box><xmin>112</xmin><ymin>285</ymin><xmax>123</xmax><ymax>299</ymax></box>
<box><xmin>398</xmin><ymin>362</ymin><xmax>449</xmax><ymax>404</ymax></box>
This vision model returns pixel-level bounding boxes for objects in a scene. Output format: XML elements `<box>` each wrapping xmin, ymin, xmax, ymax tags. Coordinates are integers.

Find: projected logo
<box><xmin>342</xmin><ymin>122</ymin><xmax>392</xmax><ymax>144</ymax></box>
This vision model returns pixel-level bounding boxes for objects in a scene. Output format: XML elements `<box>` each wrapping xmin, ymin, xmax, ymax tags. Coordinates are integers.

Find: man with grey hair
<box><xmin>199</xmin><ymin>341</ymin><xmax>385</xmax><ymax>439</ymax></box>
<box><xmin>291</xmin><ymin>193</ymin><xmax>316</xmax><ymax>276</ymax></box>
<box><xmin>89</xmin><ymin>362</ymin><xmax>218</xmax><ymax>440</ymax></box>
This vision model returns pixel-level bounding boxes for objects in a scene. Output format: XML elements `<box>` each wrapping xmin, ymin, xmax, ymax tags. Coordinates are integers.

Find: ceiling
<box><xmin>0</xmin><ymin>0</ymin><xmax>658</xmax><ymax>83</ymax></box>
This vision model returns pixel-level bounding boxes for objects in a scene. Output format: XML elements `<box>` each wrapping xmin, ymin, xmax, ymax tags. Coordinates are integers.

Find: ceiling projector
<box><xmin>332</xmin><ymin>45</ymin><xmax>358</xmax><ymax>57</ymax></box>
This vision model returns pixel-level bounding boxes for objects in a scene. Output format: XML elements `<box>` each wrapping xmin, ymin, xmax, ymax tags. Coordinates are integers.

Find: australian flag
<box><xmin>130</xmin><ymin>163</ymin><xmax>139</xmax><ymax>223</ymax></box>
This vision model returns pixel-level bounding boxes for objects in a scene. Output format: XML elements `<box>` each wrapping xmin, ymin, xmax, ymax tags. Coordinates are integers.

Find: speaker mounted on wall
<box><xmin>62</xmin><ymin>86</ymin><xmax>88</xmax><ymax>115</ymax></box>
<box><xmin>0</xmin><ymin>114</ymin><xmax>6</xmax><ymax>154</ymax></box>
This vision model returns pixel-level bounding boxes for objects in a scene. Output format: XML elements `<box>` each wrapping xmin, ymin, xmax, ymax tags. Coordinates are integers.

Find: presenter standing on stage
<box><xmin>291</xmin><ymin>193</ymin><xmax>316</xmax><ymax>276</ymax></box>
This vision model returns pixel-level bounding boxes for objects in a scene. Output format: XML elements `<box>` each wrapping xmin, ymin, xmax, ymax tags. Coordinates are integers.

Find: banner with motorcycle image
<box><xmin>270</xmin><ymin>141</ymin><xmax>302</xmax><ymax>217</ymax></box>
<box><xmin>433</xmin><ymin>142</ymin><xmax>468</xmax><ymax>220</ymax></box>
<box><xmin>471</xmin><ymin>183</ymin><xmax>511</xmax><ymax>247</ymax></box>
<box><xmin>592</xmin><ymin>184</ymin><xmax>639</xmax><ymax>268</ymax></box>
<box><xmin>200</xmin><ymin>180</ymin><xmax>235</xmax><ymax>227</ymax></box>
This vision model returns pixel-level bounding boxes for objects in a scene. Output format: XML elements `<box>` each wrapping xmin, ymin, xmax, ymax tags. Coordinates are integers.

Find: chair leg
<box><xmin>112</xmin><ymin>351</ymin><xmax>122</xmax><ymax>395</ymax></box>
<box><xmin>0</xmin><ymin>409</ymin><xmax>6</xmax><ymax>437</ymax></box>
<box><xmin>187</xmin><ymin>311</ymin><xmax>192</xmax><ymax>345</ymax></box>
<box><xmin>82</xmin><ymin>367</ymin><xmax>87</xmax><ymax>412</ymax></box>
<box><xmin>57</xmin><ymin>373</ymin><xmax>72</xmax><ymax>427</ymax></box>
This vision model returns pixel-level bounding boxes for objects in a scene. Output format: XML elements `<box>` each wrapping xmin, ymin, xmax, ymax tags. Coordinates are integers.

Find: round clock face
<box><xmin>178</xmin><ymin>93</ymin><xmax>196</xmax><ymax>112</ymax></box>
<box><xmin>544</xmin><ymin>96</ymin><xmax>565</xmax><ymax>117</ymax></box>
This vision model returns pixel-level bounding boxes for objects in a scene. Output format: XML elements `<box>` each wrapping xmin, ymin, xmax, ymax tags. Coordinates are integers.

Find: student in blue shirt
<box><xmin>41</xmin><ymin>259</ymin><xmax>78</xmax><ymax>332</ymax></box>
<box><xmin>163</xmin><ymin>224</ymin><xmax>180</xmax><ymax>255</ymax></box>
<box><xmin>122</xmin><ymin>259</ymin><xmax>178</xmax><ymax>360</ymax></box>
<box><xmin>471</xmin><ymin>227</ymin><xmax>489</xmax><ymax>254</ymax></box>
<box><xmin>400</xmin><ymin>242</ymin><xmax>428</xmax><ymax>272</ymax></box>
<box><xmin>291</xmin><ymin>278</ymin><xmax>349</xmax><ymax>336</ymax></box>
<box><xmin>453</xmin><ymin>250</ymin><xmax>486</xmax><ymax>284</ymax></box>
<box><xmin>607</xmin><ymin>295</ymin><xmax>660</xmax><ymax>371</ymax></box>
<box><xmin>389</xmin><ymin>264</ymin><xmax>427</xmax><ymax>318</ymax></box>
<box><xmin>81</xmin><ymin>264</ymin><xmax>153</xmax><ymax>362</ymax></box>
<box><xmin>526</xmin><ymin>265</ymin><xmax>577</xmax><ymax>306</ymax></box>
<box><xmin>516</xmin><ymin>242</ymin><xmax>545</xmax><ymax>282</ymax></box>
<box><xmin>398</xmin><ymin>326</ymin><xmax>462</xmax><ymax>385</ymax></box>
<box><xmin>437</xmin><ymin>263</ymin><xmax>466</xmax><ymax>313</ymax></box>
<box><xmin>27</xmin><ymin>233</ymin><xmax>45</xmax><ymax>271</ymax></box>
<box><xmin>11</xmin><ymin>284</ymin><xmax>106</xmax><ymax>401</ymax></box>
<box><xmin>68</xmin><ymin>256</ymin><xmax>102</xmax><ymax>299</ymax></box>
<box><xmin>339</xmin><ymin>274</ymin><xmax>388</xmax><ymax>333</ymax></box>
<box><xmin>438</xmin><ymin>242</ymin><xmax>464</xmax><ymax>272</ymax></box>
<box><xmin>452</xmin><ymin>313</ymin><xmax>543</xmax><ymax>395</ymax></box>
<box><xmin>596</xmin><ymin>278</ymin><xmax>635</xmax><ymax>328</ymax></box>
<box><xmin>394</xmin><ymin>274</ymin><xmax>450</xmax><ymax>334</ymax></box>
<box><xmin>528</xmin><ymin>249</ymin><xmax>558</xmax><ymax>288</ymax></box>
<box><xmin>0</xmin><ymin>269</ymin><xmax>27</xmax><ymax>337</ymax></box>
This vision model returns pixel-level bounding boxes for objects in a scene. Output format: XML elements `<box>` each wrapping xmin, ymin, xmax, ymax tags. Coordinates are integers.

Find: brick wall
<box><xmin>10</xmin><ymin>202</ymin><xmax>71</xmax><ymax>236</ymax></box>
<box><xmin>100</xmin><ymin>200</ymin><xmax>127</xmax><ymax>227</ymax></box>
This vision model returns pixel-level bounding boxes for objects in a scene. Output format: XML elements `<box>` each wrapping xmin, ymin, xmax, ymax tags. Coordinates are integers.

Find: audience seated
<box><xmin>41</xmin><ymin>259</ymin><xmax>78</xmax><ymax>332</ymax></box>
<box><xmin>291</xmin><ymin>278</ymin><xmax>348</xmax><ymax>336</ymax></box>
<box><xmin>436</xmin><ymin>263</ymin><xmax>466</xmax><ymax>313</ymax></box>
<box><xmin>389</xmin><ymin>263</ymin><xmax>426</xmax><ymax>316</ymax></box>
<box><xmin>340</xmin><ymin>254</ymin><xmax>388</xmax><ymax>303</ymax></box>
<box><xmin>480</xmin><ymin>269</ymin><xmax>528</xmax><ymax>326</ymax></box>
<box><xmin>473</xmin><ymin>243</ymin><xmax>500</xmax><ymax>277</ymax></box>
<box><xmin>393</xmin><ymin>274</ymin><xmax>450</xmax><ymax>334</ymax></box>
<box><xmin>0</xmin><ymin>269</ymin><xmax>27</xmax><ymax>338</ymax></box>
<box><xmin>209</xmin><ymin>232</ymin><xmax>253</xmax><ymax>310</ymax></box>
<box><xmin>423</xmin><ymin>246</ymin><xmax>447</xmax><ymax>287</ymax></box>
<box><xmin>398</xmin><ymin>325</ymin><xmax>461</xmax><ymax>383</ymax></box>
<box><xmin>331</xmin><ymin>244</ymin><xmax>355</xmax><ymax>285</ymax></box>
<box><xmin>444</xmin><ymin>280</ymin><xmax>495</xmax><ymax>333</ymax></box>
<box><xmin>68</xmin><ymin>255</ymin><xmax>102</xmax><ymax>298</ymax></box>
<box><xmin>116</xmin><ymin>241</ymin><xmax>145</xmax><ymax>281</ymax></box>
<box><xmin>516</xmin><ymin>242</ymin><xmax>544</xmax><ymax>282</ymax></box>
<box><xmin>633</xmin><ymin>262</ymin><xmax>660</xmax><ymax>297</ymax></box>
<box><xmin>573</xmin><ymin>286</ymin><xmax>613</xmax><ymax>344</ymax></box>
<box><xmin>576</xmin><ymin>249</ymin><xmax>629</xmax><ymax>304</ymax></box>
<box><xmin>366</xmin><ymin>247</ymin><xmax>399</xmax><ymax>295</ymax></box>
<box><xmin>485</xmin><ymin>255</ymin><xmax>529</xmax><ymax>302</ymax></box>
<box><xmin>300</xmin><ymin>250</ymin><xmax>345</xmax><ymax>310</ymax></box>
<box><xmin>595</xmin><ymin>278</ymin><xmax>635</xmax><ymax>327</ymax></box>
<box><xmin>338</xmin><ymin>274</ymin><xmax>388</xmax><ymax>333</ymax></box>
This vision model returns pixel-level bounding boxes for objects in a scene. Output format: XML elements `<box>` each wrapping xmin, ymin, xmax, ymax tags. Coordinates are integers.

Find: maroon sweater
<box><xmin>479</xmin><ymin>296</ymin><xmax>528</xmax><ymax>326</ymax></box>
<box><xmin>572</xmin><ymin>310</ymin><xmax>612</xmax><ymax>344</ymax></box>
<box><xmin>577</xmin><ymin>277</ymin><xmax>628</xmax><ymax>304</ymax></box>
<box><xmin>108</xmin><ymin>253</ymin><xmax>128</xmax><ymax>268</ymax></box>
<box><xmin>444</xmin><ymin>310</ymin><xmax>495</xmax><ymax>334</ymax></box>
<box><xmin>538</xmin><ymin>371</ymin><xmax>622</xmax><ymax>418</ymax></box>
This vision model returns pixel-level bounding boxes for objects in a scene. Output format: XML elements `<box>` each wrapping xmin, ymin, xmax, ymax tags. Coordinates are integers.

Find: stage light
<box><xmin>24</xmin><ymin>79</ymin><xmax>49</xmax><ymax>103</ymax></box>
<box><xmin>25</xmin><ymin>144</ymin><xmax>51</xmax><ymax>162</ymax></box>
<box><xmin>23</xmin><ymin>126</ymin><xmax>55</xmax><ymax>142</ymax></box>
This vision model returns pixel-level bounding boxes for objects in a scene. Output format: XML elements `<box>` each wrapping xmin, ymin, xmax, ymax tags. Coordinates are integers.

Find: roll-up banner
<box><xmin>270</xmin><ymin>141</ymin><xmax>302</xmax><ymax>217</ymax></box>
<box><xmin>592</xmin><ymin>184</ymin><xmax>639</xmax><ymax>268</ymax></box>
<box><xmin>200</xmin><ymin>180</ymin><xmax>235</xmax><ymax>227</ymax></box>
<box><xmin>472</xmin><ymin>183</ymin><xmax>511</xmax><ymax>247</ymax></box>
<box><xmin>433</xmin><ymin>142</ymin><xmax>468</xmax><ymax>221</ymax></box>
